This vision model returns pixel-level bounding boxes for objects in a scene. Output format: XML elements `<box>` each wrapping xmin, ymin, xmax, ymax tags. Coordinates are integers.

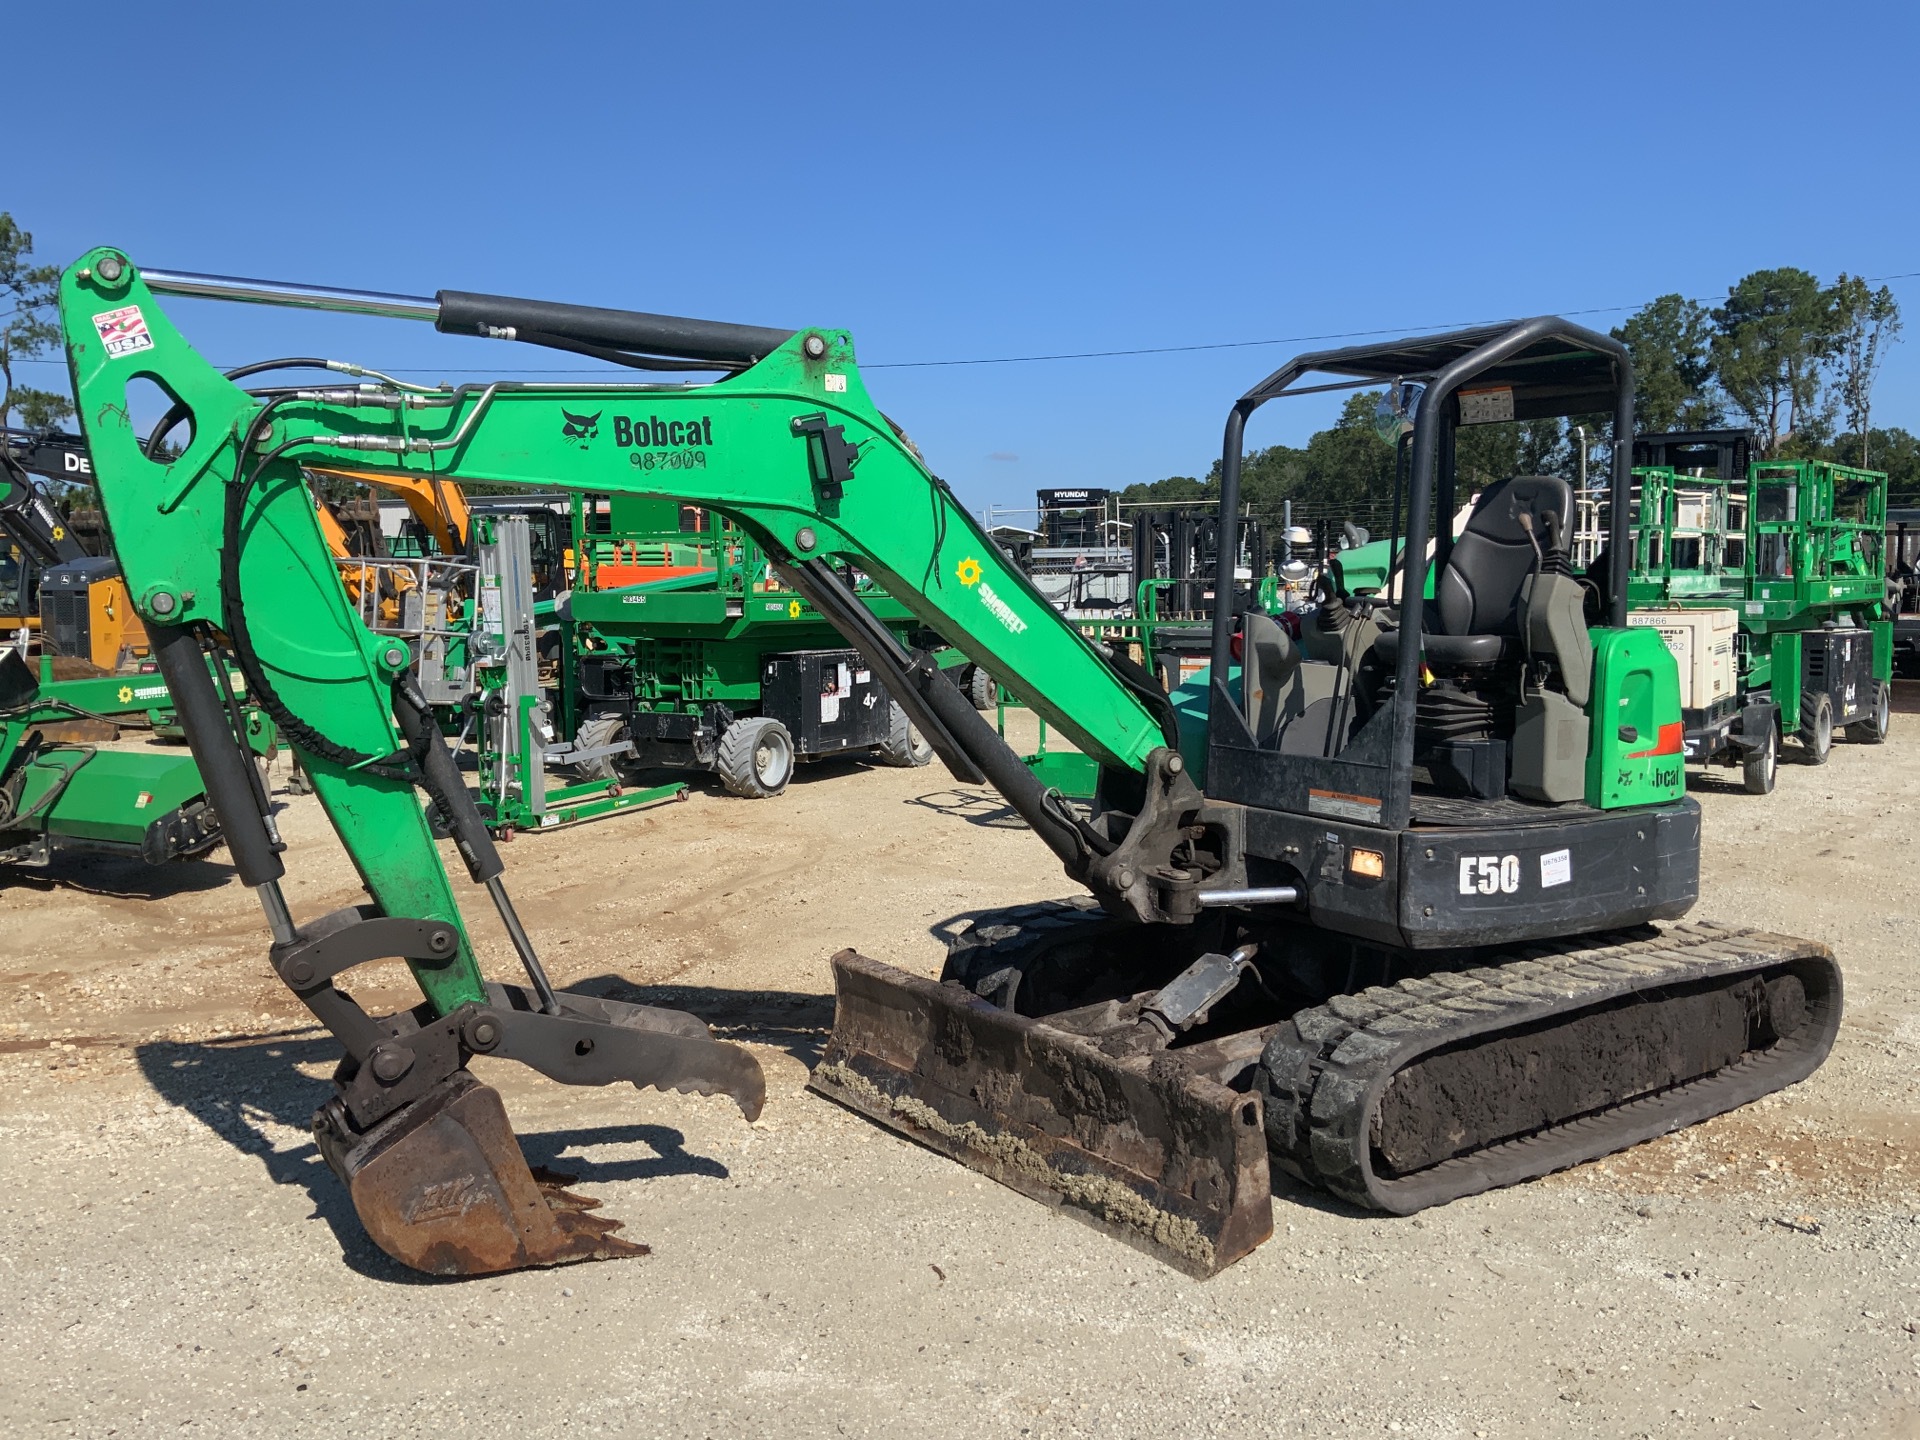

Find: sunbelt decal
<box><xmin>956</xmin><ymin>555</ymin><xmax>1027</xmax><ymax>635</ymax></box>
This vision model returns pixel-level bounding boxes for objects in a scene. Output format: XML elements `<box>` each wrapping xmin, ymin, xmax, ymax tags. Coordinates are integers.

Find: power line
<box><xmin>12</xmin><ymin>270</ymin><xmax>1919</xmax><ymax>375</ymax></box>
<box><xmin>870</xmin><ymin>269</ymin><xmax>1920</xmax><ymax>369</ymax></box>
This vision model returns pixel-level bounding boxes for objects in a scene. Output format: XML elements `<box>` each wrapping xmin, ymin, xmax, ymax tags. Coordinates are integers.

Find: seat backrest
<box><xmin>1434</xmin><ymin>475</ymin><xmax>1573</xmax><ymax>637</ymax></box>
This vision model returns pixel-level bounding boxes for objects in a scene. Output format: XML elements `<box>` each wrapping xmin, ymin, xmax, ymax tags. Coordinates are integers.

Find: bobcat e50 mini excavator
<box><xmin>60</xmin><ymin>251</ymin><xmax>1840</xmax><ymax>1278</ymax></box>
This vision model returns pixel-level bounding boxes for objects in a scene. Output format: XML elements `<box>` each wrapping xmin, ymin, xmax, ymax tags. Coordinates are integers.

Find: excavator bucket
<box><xmin>320</xmin><ymin>1072</ymin><xmax>648</xmax><ymax>1275</ymax></box>
<box><xmin>810</xmin><ymin>950</ymin><xmax>1273</xmax><ymax>1278</ymax></box>
<box><xmin>315</xmin><ymin>987</ymin><xmax>767</xmax><ymax>1277</ymax></box>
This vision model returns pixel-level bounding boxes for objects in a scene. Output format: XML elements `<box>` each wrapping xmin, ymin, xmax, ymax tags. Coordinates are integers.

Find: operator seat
<box><xmin>1375</xmin><ymin>475</ymin><xmax>1574</xmax><ymax>667</ymax></box>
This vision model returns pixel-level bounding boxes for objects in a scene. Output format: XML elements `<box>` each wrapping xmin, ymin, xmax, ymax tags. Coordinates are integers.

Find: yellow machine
<box><xmin>2</xmin><ymin>434</ymin><xmax>148</xmax><ymax>671</ymax></box>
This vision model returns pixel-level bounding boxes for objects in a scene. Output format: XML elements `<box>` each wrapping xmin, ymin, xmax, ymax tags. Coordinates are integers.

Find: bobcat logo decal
<box><xmin>560</xmin><ymin>408</ymin><xmax>602</xmax><ymax>448</ymax></box>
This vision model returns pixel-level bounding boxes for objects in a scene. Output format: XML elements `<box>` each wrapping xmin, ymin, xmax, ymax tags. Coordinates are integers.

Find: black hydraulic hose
<box><xmin>218</xmin><ymin>417</ymin><xmax>411</xmax><ymax>781</ymax></box>
<box><xmin>149</xmin><ymin>621</ymin><xmax>285</xmax><ymax>888</ymax></box>
<box><xmin>146</xmin><ymin>358</ymin><xmax>337</xmax><ymax>458</ymax></box>
<box><xmin>226</xmin><ymin>357</ymin><xmax>337</xmax><ymax>381</ymax></box>
<box><xmin>7</xmin><ymin>743</ymin><xmax>95</xmax><ymax>829</ymax></box>
<box><xmin>390</xmin><ymin>677</ymin><xmax>503</xmax><ymax>887</ymax></box>
<box><xmin>1100</xmin><ymin>637</ymin><xmax>1181</xmax><ymax>749</ymax></box>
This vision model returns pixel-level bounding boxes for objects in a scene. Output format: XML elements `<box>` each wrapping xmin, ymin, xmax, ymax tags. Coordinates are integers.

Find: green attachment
<box><xmin>486</xmin><ymin>776</ymin><xmax>687</xmax><ymax>832</ymax></box>
<box><xmin>10</xmin><ymin>746</ymin><xmax>202</xmax><ymax>850</ymax></box>
<box><xmin>1585</xmin><ymin>627</ymin><xmax>1687</xmax><ymax>810</ymax></box>
<box><xmin>991</xmin><ymin>687</ymin><xmax>1100</xmax><ymax>801</ymax></box>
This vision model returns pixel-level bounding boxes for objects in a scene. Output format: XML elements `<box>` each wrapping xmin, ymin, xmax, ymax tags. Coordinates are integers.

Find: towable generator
<box><xmin>61</xmin><ymin>253</ymin><xmax>1840</xmax><ymax>1277</ymax></box>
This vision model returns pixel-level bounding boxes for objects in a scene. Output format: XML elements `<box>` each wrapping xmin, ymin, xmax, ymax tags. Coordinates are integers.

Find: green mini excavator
<box><xmin>60</xmin><ymin>251</ymin><xmax>1840</xmax><ymax>1278</ymax></box>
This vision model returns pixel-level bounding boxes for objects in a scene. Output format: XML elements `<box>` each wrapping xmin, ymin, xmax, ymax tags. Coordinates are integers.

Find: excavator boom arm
<box><xmin>60</xmin><ymin>253</ymin><xmax>1171</xmax><ymax>1016</ymax></box>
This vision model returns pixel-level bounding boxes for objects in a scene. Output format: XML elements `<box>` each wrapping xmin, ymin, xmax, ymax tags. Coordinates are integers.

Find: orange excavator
<box><xmin>313</xmin><ymin>467</ymin><xmax>473</xmax><ymax>627</ymax></box>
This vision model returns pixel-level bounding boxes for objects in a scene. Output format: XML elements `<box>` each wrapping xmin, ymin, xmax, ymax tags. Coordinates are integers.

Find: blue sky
<box><xmin>11</xmin><ymin>1</ymin><xmax>1918</xmax><ymax>519</ymax></box>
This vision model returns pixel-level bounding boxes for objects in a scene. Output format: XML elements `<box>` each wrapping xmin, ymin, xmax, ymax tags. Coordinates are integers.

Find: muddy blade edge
<box><xmin>811</xmin><ymin>949</ymin><xmax>1273</xmax><ymax>1278</ymax></box>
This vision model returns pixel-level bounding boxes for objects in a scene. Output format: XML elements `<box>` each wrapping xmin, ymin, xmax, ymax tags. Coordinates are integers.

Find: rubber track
<box><xmin>1259</xmin><ymin>920</ymin><xmax>1842</xmax><ymax>1214</ymax></box>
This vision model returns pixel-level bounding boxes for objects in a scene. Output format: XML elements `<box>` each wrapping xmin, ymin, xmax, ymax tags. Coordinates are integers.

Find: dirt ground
<box><xmin>1</xmin><ymin>698</ymin><xmax>1916</xmax><ymax>1439</ymax></box>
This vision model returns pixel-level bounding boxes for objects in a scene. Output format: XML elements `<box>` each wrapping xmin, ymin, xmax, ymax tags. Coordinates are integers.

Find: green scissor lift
<box><xmin>1626</xmin><ymin>430</ymin><xmax>1893</xmax><ymax>793</ymax></box>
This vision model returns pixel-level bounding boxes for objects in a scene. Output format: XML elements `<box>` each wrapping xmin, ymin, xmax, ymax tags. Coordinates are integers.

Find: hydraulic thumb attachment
<box><xmin>301</xmin><ymin>690</ymin><xmax>766</xmax><ymax>1276</ymax></box>
<box><xmin>160</xmin><ymin>626</ymin><xmax>766</xmax><ymax>1276</ymax></box>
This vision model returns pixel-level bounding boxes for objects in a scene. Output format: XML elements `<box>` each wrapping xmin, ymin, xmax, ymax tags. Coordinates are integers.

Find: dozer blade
<box><xmin>810</xmin><ymin>950</ymin><xmax>1272</xmax><ymax>1278</ymax></box>
<box><xmin>322</xmin><ymin>1071</ymin><xmax>647</xmax><ymax>1276</ymax></box>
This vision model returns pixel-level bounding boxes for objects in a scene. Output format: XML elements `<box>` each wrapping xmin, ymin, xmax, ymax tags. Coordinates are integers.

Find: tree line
<box><xmin>3</xmin><ymin>219</ymin><xmax>1911</xmax><ymax>526</ymax></box>
<box><xmin>1121</xmin><ymin>267</ymin><xmax>1914</xmax><ymax>549</ymax></box>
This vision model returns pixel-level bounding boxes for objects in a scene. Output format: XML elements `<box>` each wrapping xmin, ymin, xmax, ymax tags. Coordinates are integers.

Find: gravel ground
<box><xmin>1</xmin><ymin>700</ymin><xmax>1916</xmax><ymax>1439</ymax></box>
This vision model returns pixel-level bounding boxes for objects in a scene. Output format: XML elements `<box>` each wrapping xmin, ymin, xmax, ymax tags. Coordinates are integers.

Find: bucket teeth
<box><xmin>528</xmin><ymin>1166</ymin><xmax>609</xmax><ymax>1213</ymax></box>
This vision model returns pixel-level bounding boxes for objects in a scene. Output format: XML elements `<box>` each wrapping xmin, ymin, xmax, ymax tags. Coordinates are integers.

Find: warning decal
<box><xmin>93</xmin><ymin>305</ymin><xmax>154</xmax><ymax>359</ymax></box>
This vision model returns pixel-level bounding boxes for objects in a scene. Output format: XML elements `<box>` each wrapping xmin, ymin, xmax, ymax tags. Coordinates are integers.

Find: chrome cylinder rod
<box><xmin>256</xmin><ymin>880</ymin><xmax>298</xmax><ymax>947</ymax></box>
<box><xmin>1196</xmin><ymin>886</ymin><xmax>1301</xmax><ymax>908</ymax></box>
<box><xmin>142</xmin><ymin>269</ymin><xmax>439</xmax><ymax>323</ymax></box>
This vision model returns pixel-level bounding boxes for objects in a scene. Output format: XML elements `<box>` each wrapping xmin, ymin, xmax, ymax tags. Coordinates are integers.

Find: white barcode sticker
<box><xmin>1540</xmin><ymin>848</ymin><xmax>1572</xmax><ymax>888</ymax></box>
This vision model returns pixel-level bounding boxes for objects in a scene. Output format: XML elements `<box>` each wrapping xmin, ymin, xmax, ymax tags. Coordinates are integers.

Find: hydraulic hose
<box><xmin>390</xmin><ymin>678</ymin><xmax>501</xmax><ymax>887</ymax></box>
<box><xmin>145</xmin><ymin>358</ymin><xmax>338</xmax><ymax>458</ymax></box>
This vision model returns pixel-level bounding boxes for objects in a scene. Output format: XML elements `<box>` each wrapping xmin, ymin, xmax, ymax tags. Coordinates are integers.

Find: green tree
<box><xmin>1454</xmin><ymin>417</ymin><xmax>1569</xmax><ymax>489</ymax></box>
<box><xmin>1828</xmin><ymin>275</ymin><xmax>1901</xmax><ymax>467</ymax></box>
<box><xmin>1119</xmin><ymin>474</ymin><xmax>1213</xmax><ymax>506</ymax></box>
<box><xmin>1612</xmin><ymin>294</ymin><xmax>1721</xmax><ymax>431</ymax></box>
<box><xmin>1827</xmin><ymin>426</ymin><xmax>1920</xmax><ymax>501</ymax></box>
<box><xmin>1712</xmin><ymin>268</ymin><xmax>1835</xmax><ymax>457</ymax></box>
<box><xmin>0</xmin><ymin>215</ymin><xmax>73</xmax><ymax>431</ymax></box>
<box><xmin>1299</xmin><ymin>392</ymin><xmax>1395</xmax><ymax>506</ymax></box>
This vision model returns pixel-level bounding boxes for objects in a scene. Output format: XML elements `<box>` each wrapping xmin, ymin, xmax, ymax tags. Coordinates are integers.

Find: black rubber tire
<box><xmin>942</xmin><ymin>897</ymin><xmax>1123</xmax><ymax>1014</ymax></box>
<box><xmin>570</xmin><ymin>709</ymin><xmax>629</xmax><ymax>782</ymax></box>
<box><xmin>963</xmin><ymin>664</ymin><xmax>998</xmax><ymax>711</ymax></box>
<box><xmin>1741</xmin><ymin>718</ymin><xmax>1778</xmax><ymax>795</ymax></box>
<box><xmin>715</xmin><ymin>716</ymin><xmax>795</xmax><ymax>798</ymax></box>
<box><xmin>1845</xmin><ymin>680</ymin><xmax>1892</xmax><ymax>744</ymax></box>
<box><xmin>1799</xmin><ymin>691</ymin><xmax>1834</xmax><ymax>764</ymax></box>
<box><xmin>875</xmin><ymin>702</ymin><xmax>933</xmax><ymax>767</ymax></box>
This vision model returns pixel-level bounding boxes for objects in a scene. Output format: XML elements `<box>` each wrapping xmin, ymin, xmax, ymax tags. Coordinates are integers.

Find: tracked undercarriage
<box><xmin>812</xmin><ymin>904</ymin><xmax>1841</xmax><ymax>1276</ymax></box>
